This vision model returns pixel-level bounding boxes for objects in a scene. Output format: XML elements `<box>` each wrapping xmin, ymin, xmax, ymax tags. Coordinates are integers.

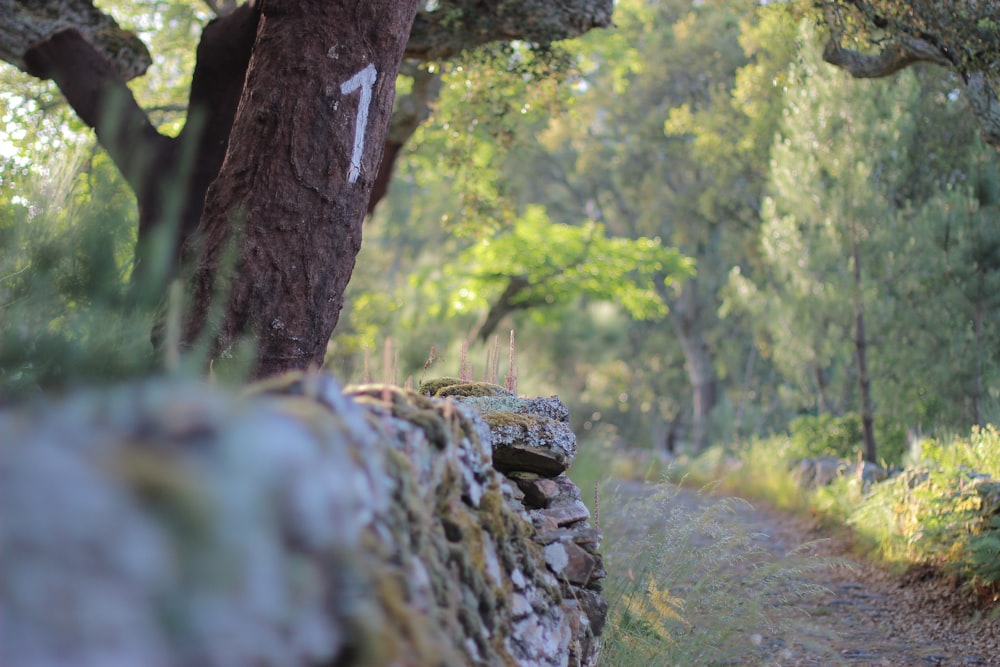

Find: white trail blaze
<box><xmin>339</xmin><ymin>63</ymin><xmax>377</xmax><ymax>184</ymax></box>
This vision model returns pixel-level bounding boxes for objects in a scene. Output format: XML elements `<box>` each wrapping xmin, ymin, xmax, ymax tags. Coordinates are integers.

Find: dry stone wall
<box><xmin>0</xmin><ymin>374</ymin><xmax>605</xmax><ymax>667</ymax></box>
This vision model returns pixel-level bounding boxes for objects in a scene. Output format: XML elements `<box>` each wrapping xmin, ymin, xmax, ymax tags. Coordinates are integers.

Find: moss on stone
<box><xmin>111</xmin><ymin>447</ymin><xmax>210</xmax><ymax>541</ymax></box>
<box><xmin>434</xmin><ymin>382</ymin><xmax>513</xmax><ymax>399</ymax></box>
<box><xmin>483</xmin><ymin>411</ymin><xmax>537</xmax><ymax>430</ymax></box>
<box><xmin>416</xmin><ymin>377</ymin><xmax>466</xmax><ymax>396</ymax></box>
<box><xmin>348</xmin><ymin>384</ymin><xmax>455</xmax><ymax>450</ymax></box>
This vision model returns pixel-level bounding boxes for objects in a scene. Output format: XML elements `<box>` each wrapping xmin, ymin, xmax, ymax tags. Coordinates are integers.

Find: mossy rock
<box><xmin>346</xmin><ymin>384</ymin><xmax>458</xmax><ymax>451</ymax></box>
<box><xmin>417</xmin><ymin>377</ymin><xmax>465</xmax><ymax>396</ymax></box>
<box><xmin>485</xmin><ymin>412</ymin><xmax>577</xmax><ymax>476</ymax></box>
<box><xmin>419</xmin><ymin>377</ymin><xmax>513</xmax><ymax>399</ymax></box>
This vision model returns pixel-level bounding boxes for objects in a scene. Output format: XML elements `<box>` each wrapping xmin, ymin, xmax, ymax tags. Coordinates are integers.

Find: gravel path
<box><xmin>602</xmin><ymin>480</ymin><xmax>1000</xmax><ymax>666</ymax></box>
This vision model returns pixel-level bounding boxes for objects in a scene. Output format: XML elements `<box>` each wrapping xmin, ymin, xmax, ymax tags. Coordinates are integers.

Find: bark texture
<box><xmin>2</xmin><ymin>0</ymin><xmax>150</xmax><ymax>79</ymax></box>
<box><xmin>671</xmin><ymin>279</ymin><xmax>719</xmax><ymax>454</ymax></box>
<box><xmin>406</xmin><ymin>0</ymin><xmax>613</xmax><ymax>60</ymax></box>
<box><xmin>183</xmin><ymin>0</ymin><xmax>420</xmax><ymax>377</ymax></box>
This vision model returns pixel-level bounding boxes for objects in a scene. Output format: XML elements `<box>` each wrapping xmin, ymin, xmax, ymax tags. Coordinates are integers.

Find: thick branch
<box><xmin>405</xmin><ymin>0</ymin><xmax>613</xmax><ymax>61</ymax></box>
<box><xmin>2</xmin><ymin>0</ymin><xmax>150</xmax><ymax>80</ymax></box>
<box><xmin>22</xmin><ymin>28</ymin><xmax>171</xmax><ymax>199</ymax></box>
<box><xmin>477</xmin><ymin>275</ymin><xmax>536</xmax><ymax>342</ymax></box>
<box><xmin>175</xmin><ymin>4</ymin><xmax>261</xmax><ymax>242</ymax></box>
<box><xmin>821</xmin><ymin>35</ymin><xmax>950</xmax><ymax>78</ymax></box>
<box><xmin>817</xmin><ymin>1</ymin><xmax>1000</xmax><ymax>151</ymax></box>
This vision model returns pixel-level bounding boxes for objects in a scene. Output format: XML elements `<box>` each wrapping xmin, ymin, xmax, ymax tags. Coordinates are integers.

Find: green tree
<box><xmin>729</xmin><ymin>22</ymin><xmax>928</xmax><ymax>461</ymax></box>
<box><xmin>499</xmin><ymin>0</ymin><xmax>788</xmax><ymax>451</ymax></box>
<box><xmin>874</xmin><ymin>144</ymin><xmax>1000</xmax><ymax>428</ymax></box>
<box><xmin>445</xmin><ymin>204</ymin><xmax>693</xmax><ymax>341</ymax></box>
<box><xmin>729</xmin><ymin>19</ymin><xmax>1000</xmax><ymax>457</ymax></box>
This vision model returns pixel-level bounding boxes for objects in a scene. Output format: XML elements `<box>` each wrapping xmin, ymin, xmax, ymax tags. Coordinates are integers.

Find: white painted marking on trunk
<box><xmin>339</xmin><ymin>63</ymin><xmax>377</xmax><ymax>184</ymax></box>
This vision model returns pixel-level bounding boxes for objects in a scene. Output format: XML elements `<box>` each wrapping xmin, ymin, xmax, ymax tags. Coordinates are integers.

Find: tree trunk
<box><xmin>182</xmin><ymin>0</ymin><xmax>420</xmax><ymax>378</ymax></box>
<box><xmin>851</xmin><ymin>238</ymin><xmax>877</xmax><ymax>463</ymax></box>
<box><xmin>671</xmin><ymin>280</ymin><xmax>719</xmax><ymax>453</ymax></box>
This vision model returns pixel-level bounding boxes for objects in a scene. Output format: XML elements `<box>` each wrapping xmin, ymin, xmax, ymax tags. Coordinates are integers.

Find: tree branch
<box><xmin>405</xmin><ymin>0</ymin><xmax>613</xmax><ymax>61</ymax></box>
<box><xmin>23</xmin><ymin>28</ymin><xmax>171</xmax><ymax>198</ymax></box>
<box><xmin>2</xmin><ymin>0</ymin><xmax>151</xmax><ymax>80</ymax></box>
<box><xmin>821</xmin><ymin>34</ymin><xmax>950</xmax><ymax>78</ymax></box>
<box><xmin>477</xmin><ymin>275</ymin><xmax>536</xmax><ymax>342</ymax></box>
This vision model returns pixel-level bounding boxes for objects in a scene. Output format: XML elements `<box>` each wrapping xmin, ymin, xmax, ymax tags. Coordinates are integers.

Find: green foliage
<box><xmin>0</xmin><ymin>148</ymin><xmax>165</xmax><ymax>395</ymax></box>
<box><xmin>405</xmin><ymin>42</ymin><xmax>574</xmax><ymax>237</ymax></box>
<box><xmin>690</xmin><ymin>425</ymin><xmax>1000</xmax><ymax>591</ymax></box>
<box><xmin>788</xmin><ymin>413</ymin><xmax>907</xmax><ymax>466</ymax></box>
<box><xmin>811</xmin><ymin>427</ymin><xmax>1000</xmax><ymax>587</ymax></box>
<box><xmin>964</xmin><ymin>515</ymin><xmax>1000</xmax><ymax>588</ymax></box>
<box><xmin>446</xmin><ymin>204</ymin><xmax>693</xmax><ymax>322</ymax></box>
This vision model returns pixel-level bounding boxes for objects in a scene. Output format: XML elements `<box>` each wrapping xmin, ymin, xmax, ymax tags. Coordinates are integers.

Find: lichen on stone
<box><xmin>485</xmin><ymin>411</ymin><xmax>578</xmax><ymax>476</ymax></box>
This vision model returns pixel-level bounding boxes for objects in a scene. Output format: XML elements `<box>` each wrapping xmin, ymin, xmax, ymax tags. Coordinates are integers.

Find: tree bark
<box><xmin>182</xmin><ymin>0</ymin><xmax>420</xmax><ymax>378</ymax></box>
<box><xmin>3</xmin><ymin>0</ymin><xmax>151</xmax><ymax>80</ymax></box>
<box><xmin>6</xmin><ymin>0</ymin><xmax>614</xmax><ymax>377</ymax></box>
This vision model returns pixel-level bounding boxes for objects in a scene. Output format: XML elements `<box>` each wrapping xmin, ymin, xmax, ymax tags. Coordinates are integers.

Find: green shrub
<box><xmin>788</xmin><ymin>413</ymin><xmax>907</xmax><ymax>467</ymax></box>
<box><xmin>845</xmin><ymin>427</ymin><xmax>1000</xmax><ymax>587</ymax></box>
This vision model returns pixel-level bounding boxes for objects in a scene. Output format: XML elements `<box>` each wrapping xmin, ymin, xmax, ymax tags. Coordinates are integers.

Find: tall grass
<box><xmin>1</xmin><ymin>148</ymin><xmax>168</xmax><ymax>396</ymax></box>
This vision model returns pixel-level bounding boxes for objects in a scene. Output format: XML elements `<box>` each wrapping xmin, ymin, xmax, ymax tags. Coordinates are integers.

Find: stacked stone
<box><xmin>424</xmin><ymin>379</ymin><xmax>608</xmax><ymax>665</ymax></box>
<box><xmin>1</xmin><ymin>375</ymin><xmax>608</xmax><ymax>667</ymax></box>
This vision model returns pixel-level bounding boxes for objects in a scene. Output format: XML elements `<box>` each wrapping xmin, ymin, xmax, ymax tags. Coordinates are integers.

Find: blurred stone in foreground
<box><xmin>0</xmin><ymin>374</ymin><xmax>605</xmax><ymax>667</ymax></box>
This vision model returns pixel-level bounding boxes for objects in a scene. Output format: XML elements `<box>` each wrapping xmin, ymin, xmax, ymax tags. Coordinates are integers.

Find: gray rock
<box><xmin>0</xmin><ymin>377</ymin><xmax>605</xmax><ymax>667</ymax></box>
<box><xmin>485</xmin><ymin>412</ymin><xmax>578</xmax><ymax>476</ymax></box>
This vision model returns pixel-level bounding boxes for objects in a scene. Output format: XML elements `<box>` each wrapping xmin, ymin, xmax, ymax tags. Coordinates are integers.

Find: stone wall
<box><xmin>0</xmin><ymin>374</ymin><xmax>605</xmax><ymax>666</ymax></box>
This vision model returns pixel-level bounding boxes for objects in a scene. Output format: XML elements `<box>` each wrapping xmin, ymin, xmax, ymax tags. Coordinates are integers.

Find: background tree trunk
<box><xmin>183</xmin><ymin>0</ymin><xmax>420</xmax><ymax>378</ymax></box>
<box><xmin>671</xmin><ymin>279</ymin><xmax>719</xmax><ymax>453</ymax></box>
<box><xmin>852</xmin><ymin>237</ymin><xmax>878</xmax><ymax>463</ymax></box>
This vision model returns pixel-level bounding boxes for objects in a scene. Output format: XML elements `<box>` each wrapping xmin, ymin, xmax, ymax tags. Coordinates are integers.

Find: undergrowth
<box><xmin>662</xmin><ymin>426</ymin><xmax>1000</xmax><ymax>598</ymax></box>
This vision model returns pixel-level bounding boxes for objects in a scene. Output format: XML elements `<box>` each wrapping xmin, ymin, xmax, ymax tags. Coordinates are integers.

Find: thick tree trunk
<box><xmin>9</xmin><ymin>0</ymin><xmax>613</xmax><ymax>378</ymax></box>
<box><xmin>182</xmin><ymin>0</ymin><xmax>420</xmax><ymax>378</ymax></box>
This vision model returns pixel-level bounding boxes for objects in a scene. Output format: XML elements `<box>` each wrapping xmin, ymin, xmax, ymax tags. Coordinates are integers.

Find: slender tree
<box><xmin>732</xmin><ymin>22</ymin><xmax>925</xmax><ymax>461</ymax></box>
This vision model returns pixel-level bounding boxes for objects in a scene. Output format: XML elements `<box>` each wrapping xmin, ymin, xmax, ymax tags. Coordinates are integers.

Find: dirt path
<box><xmin>602</xmin><ymin>480</ymin><xmax>1000</xmax><ymax>666</ymax></box>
